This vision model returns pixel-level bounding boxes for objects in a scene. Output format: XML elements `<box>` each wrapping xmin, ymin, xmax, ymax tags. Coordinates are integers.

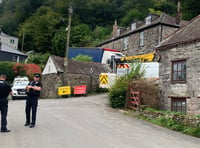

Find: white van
<box><xmin>12</xmin><ymin>76</ymin><xmax>29</xmax><ymax>100</ymax></box>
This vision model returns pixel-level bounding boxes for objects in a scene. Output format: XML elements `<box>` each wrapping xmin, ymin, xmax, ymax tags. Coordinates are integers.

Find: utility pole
<box><xmin>21</xmin><ymin>31</ymin><xmax>25</xmax><ymax>52</ymax></box>
<box><xmin>63</xmin><ymin>5</ymin><xmax>73</xmax><ymax>85</ymax></box>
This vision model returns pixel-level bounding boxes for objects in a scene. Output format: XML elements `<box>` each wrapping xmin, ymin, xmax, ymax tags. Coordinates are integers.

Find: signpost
<box><xmin>74</xmin><ymin>85</ymin><xmax>87</xmax><ymax>95</ymax></box>
<box><xmin>58</xmin><ymin>86</ymin><xmax>71</xmax><ymax>96</ymax></box>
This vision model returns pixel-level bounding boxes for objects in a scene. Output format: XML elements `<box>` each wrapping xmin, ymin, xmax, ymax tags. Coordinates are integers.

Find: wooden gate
<box><xmin>126</xmin><ymin>87</ymin><xmax>142</xmax><ymax>110</ymax></box>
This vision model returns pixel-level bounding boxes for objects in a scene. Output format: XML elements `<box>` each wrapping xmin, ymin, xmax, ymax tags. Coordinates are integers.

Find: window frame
<box><xmin>145</xmin><ymin>16</ymin><xmax>151</xmax><ymax>25</ymax></box>
<box><xmin>13</xmin><ymin>55</ymin><xmax>19</xmax><ymax>62</ymax></box>
<box><xmin>139</xmin><ymin>31</ymin><xmax>144</xmax><ymax>47</ymax></box>
<box><xmin>131</xmin><ymin>23</ymin><xmax>136</xmax><ymax>30</ymax></box>
<box><xmin>123</xmin><ymin>37</ymin><xmax>129</xmax><ymax>50</ymax></box>
<box><xmin>10</xmin><ymin>39</ymin><xmax>15</xmax><ymax>44</ymax></box>
<box><xmin>171</xmin><ymin>97</ymin><xmax>186</xmax><ymax>114</ymax></box>
<box><xmin>171</xmin><ymin>60</ymin><xmax>186</xmax><ymax>83</ymax></box>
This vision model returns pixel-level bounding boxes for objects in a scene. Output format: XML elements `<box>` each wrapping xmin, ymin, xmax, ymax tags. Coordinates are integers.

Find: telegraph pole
<box><xmin>63</xmin><ymin>5</ymin><xmax>73</xmax><ymax>85</ymax></box>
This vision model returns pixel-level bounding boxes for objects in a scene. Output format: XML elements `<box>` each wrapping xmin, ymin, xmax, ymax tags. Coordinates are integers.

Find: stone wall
<box><xmin>159</xmin><ymin>41</ymin><xmax>200</xmax><ymax>115</ymax></box>
<box><xmin>162</xmin><ymin>25</ymin><xmax>178</xmax><ymax>39</ymax></box>
<box><xmin>41</xmin><ymin>73</ymin><xmax>99</xmax><ymax>98</ymax></box>
<box><xmin>132</xmin><ymin>110</ymin><xmax>200</xmax><ymax>128</ymax></box>
<box><xmin>100</xmin><ymin>25</ymin><xmax>178</xmax><ymax>57</ymax></box>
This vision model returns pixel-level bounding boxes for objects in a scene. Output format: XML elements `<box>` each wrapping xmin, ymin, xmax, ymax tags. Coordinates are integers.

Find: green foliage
<box><xmin>51</xmin><ymin>28</ymin><xmax>66</xmax><ymax>56</ymax></box>
<box><xmin>181</xmin><ymin>0</ymin><xmax>200</xmax><ymax>20</ymax></box>
<box><xmin>153</xmin><ymin>0</ymin><xmax>176</xmax><ymax>16</ymax></box>
<box><xmin>109</xmin><ymin>77</ymin><xmax>129</xmax><ymax>108</ymax></box>
<box><xmin>70</xmin><ymin>24</ymin><xmax>92</xmax><ymax>47</ymax></box>
<box><xmin>151</xmin><ymin>116</ymin><xmax>200</xmax><ymax>138</ymax></box>
<box><xmin>0</xmin><ymin>0</ymin><xmax>199</xmax><ymax>54</ymax></box>
<box><xmin>72</xmin><ymin>54</ymin><xmax>93</xmax><ymax>62</ymax></box>
<box><xmin>0</xmin><ymin>62</ymin><xmax>15</xmax><ymax>82</ymax></box>
<box><xmin>109</xmin><ymin>62</ymin><xmax>144</xmax><ymax>108</ymax></box>
<box><xmin>18</xmin><ymin>6</ymin><xmax>61</xmax><ymax>53</ymax></box>
<box><xmin>26</xmin><ymin>53</ymin><xmax>51</xmax><ymax>69</ymax></box>
<box><xmin>0</xmin><ymin>0</ymin><xmax>43</xmax><ymax>35</ymax></box>
<box><xmin>136</xmin><ymin>108</ymin><xmax>200</xmax><ymax>138</ymax></box>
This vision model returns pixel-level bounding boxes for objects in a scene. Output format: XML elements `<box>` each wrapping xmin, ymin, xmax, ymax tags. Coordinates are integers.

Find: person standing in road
<box><xmin>25</xmin><ymin>73</ymin><xmax>42</xmax><ymax>128</ymax></box>
<box><xmin>0</xmin><ymin>74</ymin><xmax>12</xmax><ymax>133</ymax></box>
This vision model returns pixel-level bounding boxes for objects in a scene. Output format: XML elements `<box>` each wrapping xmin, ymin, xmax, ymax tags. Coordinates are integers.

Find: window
<box><xmin>123</xmin><ymin>37</ymin><xmax>129</xmax><ymax>50</ymax></box>
<box><xmin>13</xmin><ymin>55</ymin><xmax>19</xmax><ymax>62</ymax></box>
<box><xmin>117</xmin><ymin>29</ymin><xmax>120</xmax><ymax>36</ymax></box>
<box><xmin>171</xmin><ymin>98</ymin><xmax>186</xmax><ymax>113</ymax></box>
<box><xmin>131</xmin><ymin>23</ymin><xmax>136</xmax><ymax>30</ymax></box>
<box><xmin>172</xmin><ymin>60</ymin><xmax>186</xmax><ymax>82</ymax></box>
<box><xmin>10</xmin><ymin>39</ymin><xmax>15</xmax><ymax>44</ymax></box>
<box><xmin>139</xmin><ymin>32</ymin><xmax>144</xmax><ymax>46</ymax></box>
<box><xmin>145</xmin><ymin>16</ymin><xmax>151</xmax><ymax>25</ymax></box>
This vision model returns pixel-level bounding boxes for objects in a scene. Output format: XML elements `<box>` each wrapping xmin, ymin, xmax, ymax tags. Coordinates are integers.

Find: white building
<box><xmin>0</xmin><ymin>31</ymin><xmax>19</xmax><ymax>49</ymax></box>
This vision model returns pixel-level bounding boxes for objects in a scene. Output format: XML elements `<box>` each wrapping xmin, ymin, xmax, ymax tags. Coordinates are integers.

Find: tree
<box><xmin>18</xmin><ymin>6</ymin><xmax>61</xmax><ymax>53</ymax></box>
<box><xmin>72</xmin><ymin>54</ymin><xmax>93</xmax><ymax>62</ymax></box>
<box><xmin>0</xmin><ymin>0</ymin><xmax>42</xmax><ymax>35</ymax></box>
<box><xmin>181</xmin><ymin>0</ymin><xmax>200</xmax><ymax>20</ymax></box>
<box><xmin>152</xmin><ymin>0</ymin><xmax>176</xmax><ymax>16</ymax></box>
<box><xmin>26</xmin><ymin>53</ymin><xmax>51</xmax><ymax>69</ymax></box>
<box><xmin>51</xmin><ymin>28</ymin><xmax>66</xmax><ymax>56</ymax></box>
<box><xmin>70</xmin><ymin>24</ymin><xmax>92</xmax><ymax>47</ymax></box>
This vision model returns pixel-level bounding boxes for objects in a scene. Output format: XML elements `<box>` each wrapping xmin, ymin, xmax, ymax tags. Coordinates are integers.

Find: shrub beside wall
<box><xmin>109</xmin><ymin>63</ymin><xmax>145</xmax><ymax>108</ymax></box>
<box><xmin>0</xmin><ymin>62</ymin><xmax>15</xmax><ymax>82</ymax></box>
<box><xmin>0</xmin><ymin>62</ymin><xmax>41</xmax><ymax>82</ymax></box>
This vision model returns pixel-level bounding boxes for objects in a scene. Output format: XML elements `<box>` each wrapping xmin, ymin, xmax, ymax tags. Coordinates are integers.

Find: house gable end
<box><xmin>42</xmin><ymin>56</ymin><xmax>58</xmax><ymax>75</ymax></box>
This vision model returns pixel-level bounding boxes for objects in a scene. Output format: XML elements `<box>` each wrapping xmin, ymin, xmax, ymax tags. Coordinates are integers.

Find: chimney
<box><xmin>112</xmin><ymin>20</ymin><xmax>118</xmax><ymax>38</ymax></box>
<box><xmin>175</xmin><ymin>1</ymin><xmax>181</xmax><ymax>25</ymax></box>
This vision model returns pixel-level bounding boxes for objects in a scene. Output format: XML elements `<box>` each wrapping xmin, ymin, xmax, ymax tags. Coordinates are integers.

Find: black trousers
<box><xmin>0</xmin><ymin>100</ymin><xmax>8</xmax><ymax>130</ymax></box>
<box><xmin>25</xmin><ymin>97</ymin><xmax>38</xmax><ymax>125</ymax></box>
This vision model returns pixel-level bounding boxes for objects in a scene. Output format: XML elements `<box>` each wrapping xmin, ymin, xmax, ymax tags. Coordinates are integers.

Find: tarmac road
<box><xmin>1</xmin><ymin>93</ymin><xmax>200</xmax><ymax>148</ymax></box>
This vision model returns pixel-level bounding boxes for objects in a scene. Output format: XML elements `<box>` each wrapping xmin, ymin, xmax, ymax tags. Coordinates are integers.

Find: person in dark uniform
<box><xmin>0</xmin><ymin>74</ymin><xmax>12</xmax><ymax>133</ymax></box>
<box><xmin>24</xmin><ymin>73</ymin><xmax>42</xmax><ymax>128</ymax></box>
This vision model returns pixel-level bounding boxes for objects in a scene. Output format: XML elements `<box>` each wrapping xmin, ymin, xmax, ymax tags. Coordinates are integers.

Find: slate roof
<box><xmin>0</xmin><ymin>42</ymin><xmax>27</xmax><ymax>56</ymax></box>
<box><xmin>0</xmin><ymin>32</ymin><xmax>18</xmax><ymax>39</ymax></box>
<box><xmin>97</xmin><ymin>13</ymin><xmax>186</xmax><ymax>46</ymax></box>
<box><xmin>51</xmin><ymin>55</ymin><xmax>111</xmax><ymax>75</ymax></box>
<box><xmin>157</xmin><ymin>15</ymin><xmax>200</xmax><ymax>50</ymax></box>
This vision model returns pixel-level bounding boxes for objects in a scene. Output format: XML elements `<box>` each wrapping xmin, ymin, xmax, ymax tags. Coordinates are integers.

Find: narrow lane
<box><xmin>0</xmin><ymin>94</ymin><xmax>200</xmax><ymax>148</ymax></box>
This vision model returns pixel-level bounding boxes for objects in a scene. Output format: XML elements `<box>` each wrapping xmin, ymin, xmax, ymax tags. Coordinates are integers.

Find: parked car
<box><xmin>11</xmin><ymin>76</ymin><xmax>29</xmax><ymax>100</ymax></box>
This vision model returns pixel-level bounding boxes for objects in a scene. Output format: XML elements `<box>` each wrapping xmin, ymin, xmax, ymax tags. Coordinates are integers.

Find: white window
<box><xmin>13</xmin><ymin>55</ymin><xmax>19</xmax><ymax>62</ymax></box>
<box><xmin>139</xmin><ymin>32</ymin><xmax>144</xmax><ymax>46</ymax></box>
<box><xmin>117</xmin><ymin>29</ymin><xmax>120</xmax><ymax>36</ymax></box>
<box><xmin>123</xmin><ymin>37</ymin><xmax>129</xmax><ymax>50</ymax></box>
<box><xmin>145</xmin><ymin>16</ymin><xmax>151</xmax><ymax>25</ymax></box>
<box><xmin>131</xmin><ymin>23</ymin><xmax>136</xmax><ymax>30</ymax></box>
<box><xmin>10</xmin><ymin>39</ymin><xmax>15</xmax><ymax>44</ymax></box>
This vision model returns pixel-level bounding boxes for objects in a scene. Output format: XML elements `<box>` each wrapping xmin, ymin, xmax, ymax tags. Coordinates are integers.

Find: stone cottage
<box><xmin>41</xmin><ymin>55</ymin><xmax>111</xmax><ymax>98</ymax></box>
<box><xmin>156</xmin><ymin>15</ymin><xmax>200</xmax><ymax>115</ymax></box>
<box><xmin>97</xmin><ymin>13</ymin><xmax>186</xmax><ymax>57</ymax></box>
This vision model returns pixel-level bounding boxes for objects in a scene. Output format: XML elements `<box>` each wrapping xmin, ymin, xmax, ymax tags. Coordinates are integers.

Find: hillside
<box><xmin>0</xmin><ymin>0</ymin><xmax>199</xmax><ymax>57</ymax></box>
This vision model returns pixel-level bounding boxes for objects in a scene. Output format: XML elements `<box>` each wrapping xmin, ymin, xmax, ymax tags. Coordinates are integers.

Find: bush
<box><xmin>0</xmin><ymin>62</ymin><xmax>41</xmax><ymax>82</ymax></box>
<box><xmin>109</xmin><ymin>77</ymin><xmax>128</xmax><ymax>108</ymax></box>
<box><xmin>26</xmin><ymin>53</ymin><xmax>50</xmax><ymax>70</ymax></box>
<box><xmin>0</xmin><ymin>62</ymin><xmax>15</xmax><ymax>82</ymax></box>
<box><xmin>12</xmin><ymin>63</ymin><xmax>41</xmax><ymax>80</ymax></box>
<box><xmin>109</xmin><ymin>62</ymin><xmax>144</xmax><ymax>108</ymax></box>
